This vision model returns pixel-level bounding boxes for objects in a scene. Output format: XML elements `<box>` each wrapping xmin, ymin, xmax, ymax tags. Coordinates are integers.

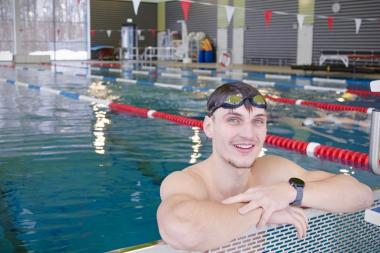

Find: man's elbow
<box><xmin>157</xmin><ymin>204</ymin><xmax>203</xmax><ymax>251</ymax></box>
<box><xmin>361</xmin><ymin>185</ymin><xmax>374</xmax><ymax>208</ymax></box>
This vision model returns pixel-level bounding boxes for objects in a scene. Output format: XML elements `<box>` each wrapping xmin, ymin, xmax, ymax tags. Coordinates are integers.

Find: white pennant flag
<box><xmin>355</xmin><ymin>18</ymin><xmax>361</xmax><ymax>34</ymax></box>
<box><xmin>297</xmin><ymin>14</ymin><xmax>305</xmax><ymax>30</ymax></box>
<box><xmin>225</xmin><ymin>5</ymin><xmax>235</xmax><ymax>25</ymax></box>
<box><xmin>106</xmin><ymin>30</ymin><xmax>112</xmax><ymax>38</ymax></box>
<box><xmin>132</xmin><ymin>0</ymin><xmax>141</xmax><ymax>15</ymax></box>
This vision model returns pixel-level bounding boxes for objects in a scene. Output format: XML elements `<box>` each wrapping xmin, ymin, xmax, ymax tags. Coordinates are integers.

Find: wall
<box><xmin>244</xmin><ymin>0</ymin><xmax>298</xmax><ymax>65</ymax></box>
<box><xmin>165</xmin><ymin>0</ymin><xmax>217</xmax><ymax>45</ymax></box>
<box><xmin>91</xmin><ymin>0</ymin><xmax>157</xmax><ymax>49</ymax></box>
<box><xmin>312</xmin><ymin>0</ymin><xmax>380</xmax><ymax>64</ymax></box>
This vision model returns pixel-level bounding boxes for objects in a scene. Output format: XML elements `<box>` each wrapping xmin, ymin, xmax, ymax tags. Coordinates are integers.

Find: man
<box><xmin>157</xmin><ymin>82</ymin><xmax>373</xmax><ymax>251</ymax></box>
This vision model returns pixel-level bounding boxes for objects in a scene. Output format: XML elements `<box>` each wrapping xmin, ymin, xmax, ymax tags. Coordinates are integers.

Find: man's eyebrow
<box><xmin>254</xmin><ymin>113</ymin><xmax>267</xmax><ymax>118</ymax></box>
<box><xmin>222</xmin><ymin>112</ymin><xmax>267</xmax><ymax>118</ymax></box>
<box><xmin>223</xmin><ymin>112</ymin><xmax>243</xmax><ymax>117</ymax></box>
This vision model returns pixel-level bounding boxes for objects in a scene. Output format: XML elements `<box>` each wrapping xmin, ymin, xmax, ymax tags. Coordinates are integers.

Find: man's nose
<box><xmin>239</xmin><ymin>122</ymin><xmax>258</xmax><ymax>140</ymax></box>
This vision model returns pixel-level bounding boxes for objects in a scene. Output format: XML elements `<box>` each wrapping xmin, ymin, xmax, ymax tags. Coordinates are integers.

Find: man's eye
<box><xmin>227</xmin><ymin>118</ymin><xmax>241</xmax><ymax>124</ymax></box>
<box><xmin>254</xmin><ymin>119</ymin><xmax>266</xmax><ymax>126</ymax></box>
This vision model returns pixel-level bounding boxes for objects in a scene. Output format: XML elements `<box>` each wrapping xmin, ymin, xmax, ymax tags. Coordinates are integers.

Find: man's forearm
<box><xmin>302</xmin><ymin>174</ymin><xmax>373</xmax><ymax>212</ymax></box>
<box><xmin>157</xmin><ymin>197</ymin><xmax>262</xmax><ymax>251</ymax></box>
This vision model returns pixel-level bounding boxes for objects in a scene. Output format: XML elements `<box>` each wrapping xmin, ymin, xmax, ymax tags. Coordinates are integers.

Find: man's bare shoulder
<box><xmin>160</xmin><ymin>163</ymin><xmax>208</xmax><ymax>201</ymax></box>
<box><xmin>251</xmin><ymin>155</ymin><xmax>305</xmax><ymax>185</ymax></box>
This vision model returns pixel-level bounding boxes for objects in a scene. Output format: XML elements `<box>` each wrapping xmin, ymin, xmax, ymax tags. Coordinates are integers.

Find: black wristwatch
<box><xmin>289</xmin><ymin>177</ymin><xmax>305</xmax><ymax>206</ymax></box>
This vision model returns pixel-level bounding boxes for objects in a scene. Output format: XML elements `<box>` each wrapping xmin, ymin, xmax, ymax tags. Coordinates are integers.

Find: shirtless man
<box><xmin>157</xmin><ymin>82</ymin><xmax>373</xmax><ymax>251</ymax></box>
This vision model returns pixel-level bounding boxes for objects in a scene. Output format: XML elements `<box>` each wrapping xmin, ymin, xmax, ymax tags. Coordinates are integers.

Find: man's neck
<box><xmin>205</xmin><ymin>154</ymin><xmax>252</xmax><ymax>198</ymax></box>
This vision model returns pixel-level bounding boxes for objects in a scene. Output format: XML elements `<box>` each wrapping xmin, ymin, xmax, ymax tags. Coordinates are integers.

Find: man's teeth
<box><xmin>234</xmin><ymin>144</ymin><xmax>254</xmax><ymax>149</ymax></box>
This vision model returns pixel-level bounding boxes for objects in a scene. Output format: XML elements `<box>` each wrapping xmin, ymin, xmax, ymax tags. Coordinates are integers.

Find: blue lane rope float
<box><xmin>0</xmin><ymin>77</ymin><xmax>110</xmax><ymax>106</ymax></box>
<box><xmin>0</xmin><ymin>64</ymin><xmax>349</xmax><ymax>94</ymax></box>
<box><xmin>5</xmin><ymin>62</ymin><xmax>372</xmax><ymax>87</ymax></box>
<box><xmin>78</xmin><ymin>62</ymin><xmax>374</xmax><ymax>87</ymax></box>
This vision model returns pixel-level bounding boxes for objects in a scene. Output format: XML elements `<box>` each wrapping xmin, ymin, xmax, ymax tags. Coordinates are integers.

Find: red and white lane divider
<box><xmin>266</xmin><ymin>95</ymin><xmax>374</xmax><ymax>114</ymax></box>
<box><xmin>109</xmin><ymin>102</ymin><xmax>375</xmax><ymax>171</ymax></box>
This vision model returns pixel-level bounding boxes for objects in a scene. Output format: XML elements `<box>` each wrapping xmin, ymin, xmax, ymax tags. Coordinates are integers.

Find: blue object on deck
<box><xmin>198</xmin><ymin>50</ymin><xmax>205</xmax><ymax>63</ymax></box>
<box><xmin>205</xmin><ymin>51</ymin><xmax>214</xmax><ymax>63</ymax></box>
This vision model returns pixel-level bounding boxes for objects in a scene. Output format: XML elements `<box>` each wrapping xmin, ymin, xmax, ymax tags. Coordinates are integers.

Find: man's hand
<box><xmin>267</xmin><ymin>206</ymin><xmax>308</xmax><ymax>239</ymax></box>
<box><xmin>222</xmin><ymin>182</ymin><xmax>297</xmax><ymax>228</ymax></box>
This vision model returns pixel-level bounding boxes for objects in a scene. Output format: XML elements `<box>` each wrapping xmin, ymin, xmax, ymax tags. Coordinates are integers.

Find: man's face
<box><xmin>205</xmin><ymin>105</ymin><xmax>267</xmax><ymax>169</ymax></box>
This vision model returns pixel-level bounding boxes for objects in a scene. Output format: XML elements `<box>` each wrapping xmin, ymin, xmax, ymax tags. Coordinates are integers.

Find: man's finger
<box><xmin>238</xmin><ymin>201</ymin><xmax>260</xmax><ymax>215</ymax></box>
<box><xmin>290</xmin><ymin>208</ymin><xmax>307</xmax><ymax>238</ymax></box>
<box><xmin>222</xmin><ymin>192</ymin><xmax>261</xmax><ymax>204</ymax></box>
<box><xmin>222</xmin><ymin>194</ymin><xmax>249</xmax><ymax>204</ymax></box>
<box><xmin>257</xmin><ymin>208</ymin><xmax>273</xmax><ymax>228</ymax></box>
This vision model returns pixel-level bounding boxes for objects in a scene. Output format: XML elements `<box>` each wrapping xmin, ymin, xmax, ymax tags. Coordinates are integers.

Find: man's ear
<box><xmin>203</xmin><ymin>115</ymin><xmax>213</xmax><ymax>139</ymax></box>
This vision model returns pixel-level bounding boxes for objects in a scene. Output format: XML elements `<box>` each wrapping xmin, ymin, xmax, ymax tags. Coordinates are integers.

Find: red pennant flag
<box><xmin>149</xmin><ymin>28</ymin><xmax>156</xmax><ymax>38</ymax></box>
<box><xmin>90</xmin><ymin>30</ymin><xmax>96</xmax><ymax>36</ymax></box>
<box><xmin>77</xmin><ymin>0</ymin><xmax>80</xmax><ymax>4</ymax></box>
<box><xmin>327</xmin><ymin>16</ymin><xmax>334</xmax><ymax>31</ymax></box>
<box><xmin>181</xmin><ymin>0</ymin><xmax>191</xmax><ymax>22</ymax></box>
<box><xmin>264</xmin><ymin>9</ymin><xmax>273</xmax><ymax>27</ymax></box>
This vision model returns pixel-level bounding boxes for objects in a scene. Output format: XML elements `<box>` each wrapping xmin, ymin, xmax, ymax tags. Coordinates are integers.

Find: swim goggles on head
<box><xmin>208</xmin><ymin>93</ymin><xmax>267</xmax><ymax>116</ymax></box>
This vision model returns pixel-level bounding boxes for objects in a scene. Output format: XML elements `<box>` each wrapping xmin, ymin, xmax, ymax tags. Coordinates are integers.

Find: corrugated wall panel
<box><xmin>244</xmin><ymin>1</ymin><xmax>298</xmax><ymax>65</ymax></box>
<box><xmin>91</xmin><ymin>0</ymin><xmax>157</xmax><ymax>48</ymax></box>
<box><xmin>313</xmin><ymin>0</ymin><xmax>380</xmax><ymax>64</ymax></box>
<box><xmin>166</xmin><ymin>0</ymin><xmax>217</xmax><ymax>43</ymax></box>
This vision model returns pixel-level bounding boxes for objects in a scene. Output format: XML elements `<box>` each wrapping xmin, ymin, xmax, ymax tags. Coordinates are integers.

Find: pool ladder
<box><xmin>369</xmin><ymin>80</ymin><xmax>380</xmax><ymax>175</ymax></box>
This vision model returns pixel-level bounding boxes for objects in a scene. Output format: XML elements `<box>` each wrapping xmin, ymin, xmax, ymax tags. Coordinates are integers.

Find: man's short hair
<box><xmin>207</xmin><ymin>81</ymin><xmax>266</xmax><ymax>116</ymax></box>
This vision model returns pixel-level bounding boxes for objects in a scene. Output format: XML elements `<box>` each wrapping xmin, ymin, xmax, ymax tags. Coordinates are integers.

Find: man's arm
<box><xmin>157</xmin><ymin>171</ymin><xmax>263</xmax><ymax>251</ymax></box>
<box><xmin>223</xmin><ymin>155</ymin><xmax>373</xmax><ymax>226</ymax></box>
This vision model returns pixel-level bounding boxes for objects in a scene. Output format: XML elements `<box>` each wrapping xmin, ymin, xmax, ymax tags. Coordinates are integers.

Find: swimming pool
<box><xmin>0</xmin><ymin>62</ymin><xmax>379</xmax><ymax>252</ymax></box>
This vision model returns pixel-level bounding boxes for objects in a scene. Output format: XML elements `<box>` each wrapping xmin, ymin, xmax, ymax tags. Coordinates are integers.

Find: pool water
<box><xmin>0</xmin><ymin>63</ymin><xmax>379</xmax><ymax>253</ymax></box>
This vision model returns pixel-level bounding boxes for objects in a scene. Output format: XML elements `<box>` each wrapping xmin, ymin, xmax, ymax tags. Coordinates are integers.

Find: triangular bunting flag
<box><xmin>225</xmin><ymin>5</ymin><xmax>235</xmax><ymax>25</ymax></box>
<box><xmin>90</xmin><ymin>30</ymin><xmax>96</xmax><ymax>36</ymax></box>
<box><xmin>181</xmin><ymin>0</ymin><xmax>191</xmax><ymax>22</ymax></box>
<box><xmin>327</xmin><ymin>16</ymin><xmax>334</xmax><ymax>31</ymax></box>
<box><xmin>355</xmin><ymin>18</ymin><xmax>361</xmax><ymax>34</ymax></box>
<box><xmin>106</xmin><ymin>30</ymin><xmax>112</xmax><ymax>38</ymax></box>
<box><xmin>132</xmin><ymin>0</ymin><xmax>141</xmax><ymax>15</ymax></box>
<box><xmin>149</xmin><ymin>28</ymin><xmax>157</xmax><ymax>38</ymax></box>
<box><xmin>137</xmin><ymin>29</ymin><xmax>142</xmax><ymax>36</ymax></box>
<box><xmin>264</xmin><ymin>10</ymin><xmax>273</xmax><ymax>27</ymax></box>
<box><xmin>297</xmin><ymin>14</ymin><xmax>305</xmax><ymax>30</ymax></box>
<box><xmin>77</xmin><ymin>0</ymin><xmax>80</xmax><ymax>4</ymax></box>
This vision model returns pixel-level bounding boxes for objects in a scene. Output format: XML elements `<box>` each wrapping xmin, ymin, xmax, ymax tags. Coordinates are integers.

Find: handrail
<box><xmin>143</xmin><ymin>46</ymin><xmax>179</xmax><ymax>61</ymax></box>
<box><xmin>369</xmin><ymin>80</ymin><xmax>380</xmax><ymax>175</ymax></box>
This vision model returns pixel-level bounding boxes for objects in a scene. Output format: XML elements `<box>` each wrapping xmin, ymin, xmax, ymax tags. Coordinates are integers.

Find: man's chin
<box><xmin>228</xmin><ymin>160</ymin><xmax>254</xmax><ymax>169</ymax></box>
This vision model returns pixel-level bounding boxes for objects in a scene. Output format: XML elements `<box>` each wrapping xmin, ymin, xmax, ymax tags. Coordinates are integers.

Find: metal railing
<box><xmin>118</xmin><ymin>47</ymin><xmax>140</xmax><ymax>61</ymax></box>
<box><xmin>142</xmin><ymin>46</ymin><xmax>180</xmax><ymax>61</ymax></box>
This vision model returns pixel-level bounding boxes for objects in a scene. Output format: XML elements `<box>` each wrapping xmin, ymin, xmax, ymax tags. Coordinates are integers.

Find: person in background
<box><xmin>157</xmin><ymin>82</ymin><xmax>373</xmax><ymax>251</ymax></box>
<box><xmin>302</xmin><ymin>111</ymin><xmax>370</xmax><ymax>132</ymax></box>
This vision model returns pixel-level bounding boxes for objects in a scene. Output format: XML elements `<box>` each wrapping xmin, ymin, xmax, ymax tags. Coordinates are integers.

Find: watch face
<box><xmin>289</xmin><ymin>177</ymin><xmax>305</xmax><ymax>187</ymax></box>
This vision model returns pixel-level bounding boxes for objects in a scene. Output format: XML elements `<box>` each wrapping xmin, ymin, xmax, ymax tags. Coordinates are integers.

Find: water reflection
<box><xmin>189</xmin><ymin>127</ymin><xmax>202</xmax><ymax>164</ymax></box>
<box><xmin>92</xmin><ymin>104</ymin><xmax>110</xmax><ymax>154</ymax></box>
